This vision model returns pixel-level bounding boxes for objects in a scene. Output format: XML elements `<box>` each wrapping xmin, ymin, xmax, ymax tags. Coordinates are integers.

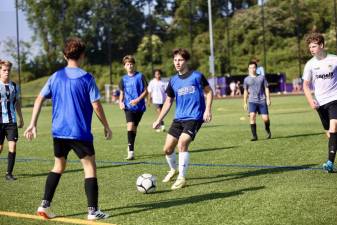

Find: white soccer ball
<box><xmin>136</xmin><ymin>174</ymin><xmax>156</xmax><ymax>194</ymax></box>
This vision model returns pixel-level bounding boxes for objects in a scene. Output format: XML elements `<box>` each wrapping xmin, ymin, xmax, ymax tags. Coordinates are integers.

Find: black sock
<box><xmin>264</xmin><ymin>120</ymin><xmax>271</xmax><ymax>133</ymax></box>
<box><xmin>7</xmin><ymin>152</ymin><xmax>16</xmax><ymax>175</ymax></box>
<box><xmin>42</xmin><ymin>172</ymin><xmax>61</xmax><ymax>203</ymax></box>
<box><xmin>328</xmin><ymin>132</ymin><xmax>337</xmax><ymax>163</ymax></box>
<box><xmin>250</xmin><ymin>124</ymin><xmax>257</xmax><ymax>138</ymax></box>
<box><xmin>85</xmin><ymin>177</ymin><xmax>98</xmax><ymax>213</ymax></box>
<box><xmin>127</xmin><ymin>131</ymin><xmax>136</xmax><ymax>151</ymax></box>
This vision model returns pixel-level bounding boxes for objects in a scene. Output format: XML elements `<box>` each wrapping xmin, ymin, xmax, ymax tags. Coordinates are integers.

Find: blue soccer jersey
<box><xmin>166</xmin><ymin>71</ymin><xmax>209</xmax><ymax>121</ymax></box>
<box><xmin>119</xmin><ymin>72</ymin><xmax>147</xmax><ymax>112</ymax></box>
<box><xmin>40</xmin><ymin>67</ymin><xmax>100</xmax><ymax>142</ymax></box>
<box><xmin>0</xmin><ymin>81</ymin><xmax>20</xmax><ymax>124</ymax></box>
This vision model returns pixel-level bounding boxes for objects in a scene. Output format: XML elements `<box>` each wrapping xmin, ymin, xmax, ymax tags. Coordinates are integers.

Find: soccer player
<box><xmin>119</xmin><ymin>55</ymin><xmax>148</xmax><ymax>160</ymax></box>
<box><xmin>0</xmin><ymin>60</ymin><xmax>24</xmax><ymax>181</ymax></box>
<box><xmin>153</xmin><ymin>48</ymin><xmax>213</xmax><ymax>190</ymax></box>
<box><xmin>243</xmin><ymin>61</ymin><xmax>271</xmax><ymax>141</ymax></box>
<box><xmin>302</xmin><ymin>32</ymin><xmax>337</xmax><ymax>173</ymax></box>
<box><xmin>24</xmin><ymin>37</ymin><xmax>112</xmax><ymax>220</ymax></box>
<box><xmin>147</xmin><ymin>69</ymin><xmax>167</xmax><ymax>132</ymax></box>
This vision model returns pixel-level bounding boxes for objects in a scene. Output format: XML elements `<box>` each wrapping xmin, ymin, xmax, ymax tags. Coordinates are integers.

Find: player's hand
<box><xmin>310</xmin><ymin>100</ymin><xmax>319</xmax><ymax>109</ymax></box>
<box><xmin>18</xmin><ymin>118</ymin><xmax>24</xmax><ymax>128</ymax></box>
<box><xmin>119</xmin><ymin>102</ymin><xmax>125</xmax><ymax>110</ymax></box>
<box><xmin>266</xmin><ymin>99</ymin><xmax>271</xmax><ymax>106</ymax></box>
<box><xmin>104</xmin><ymin>127</ymin><xmax>112</xmax><ymax>140</ymax></box>
<box><xmin>130</xmin><ymin>99</ymin><xmax>139</xmax><ymax>106</ymax></box>
<box><xmin>24</xmin><ymin>125</ymin><xmax>37</xmax><ymax>141</ymax></box>
<box><xmin>203</xmin><ymin>110</ymin><xmax>212</xmax><ymax>123</ymax></box>
<box><xmin>153</xmin><ymin>120</ymin><xmax>161</xmax><ymax>129</ymax></box>
<box><xmin>243</xmin><ymin>103</ymin><xmax>248</xmax><ymax>111</ymax></box>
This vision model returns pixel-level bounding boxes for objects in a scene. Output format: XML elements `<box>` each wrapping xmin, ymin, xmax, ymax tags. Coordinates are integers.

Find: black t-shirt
<box><xmin>166</xmin><ymin>71</ymin><xmax>209</xmax><ymax>98</ymax></box>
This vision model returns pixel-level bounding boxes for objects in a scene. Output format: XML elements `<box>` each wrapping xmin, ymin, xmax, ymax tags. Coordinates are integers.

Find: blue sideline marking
<box><xmin>0</xmin><ymin>157</ymin><xmax>322</xmax><ymax>171</ymax></box>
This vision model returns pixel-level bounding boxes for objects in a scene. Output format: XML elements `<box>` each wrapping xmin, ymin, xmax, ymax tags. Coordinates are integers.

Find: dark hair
<box><xmin>153</xmin><ymin>69</ymin><xmax>162</xmax><ymax>75</ymax></box>
<box><xmin>172</xmin><ymin>48</ymin><xmax>190</xmax><ymax>61</ymax></box>
<box><xmin>306</xmin><ymin>32</ymin><xmax>325</xmax><ymax>46</ymax></box>
<box><xmin>0</xmin><ymin>60</ymin><xmax>13</xmax><ymax>70</ymax></box>
<box><xmin>248</xmin><ymin>61</ymin><xmax>257</xmax><ymax>68</ymax></box>
<box><xmin>63</xmin><ymin>37</ymin><xmax>85</xmax><ymax>60</ymax></box>
<box><xmin>122</xmin><ymin>55</ymin><xmax>136</xmax><ymax>65</ymax></box>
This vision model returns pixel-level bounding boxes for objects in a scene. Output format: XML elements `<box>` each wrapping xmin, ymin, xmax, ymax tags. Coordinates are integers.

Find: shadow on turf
<box><xmin>17</xmin><ymin>164</ymin><xmax>135</xmax><ymax>178</ymax></box>
<box><xmin>188</xmin><ymin>164</ymin><xmax>317</xmax><ymax>187</ymax></box>
<box><xmin>64</xmin><ymin>186</ymin><xmax>264</xmax><ymax>217</ymax></box>
<box><xmin>270</xmin><ymin>132</ymin><xmax>323</xmax><ymax>140</ymax></box>
<box><xmin>191</xmin><ymin>146</ymin><xmax>238</xmax><ymax>154</ymax></box>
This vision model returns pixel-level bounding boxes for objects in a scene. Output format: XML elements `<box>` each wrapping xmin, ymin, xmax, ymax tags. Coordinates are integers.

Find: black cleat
<box><xmin>266</xmin><ymin>131</ymin><xmax>271</xmax><ymax>139</ymax></box>
<box><xmin>5</xmin><ymin>174</ymin><xmax>17</xmax><ymax>181</ymax></box>
<box><xmin>251</xmin><ymin>137</ymin><xmax>258</xmax><ymax>141</ymax></box>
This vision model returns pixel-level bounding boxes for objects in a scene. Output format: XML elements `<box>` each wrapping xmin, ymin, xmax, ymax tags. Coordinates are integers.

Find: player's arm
<box><xmin>265</xmin><ymin>87</ymin><xmax>271</xmax><ymax>106</ymax></box>
<box><xmin>92</xmin><ymin>100</ymin><xmax>112</xmax><ymax>140</ymax></box>
<box><xmin>24</xmin><ymin>95</ymin><xmax>46</xmax><ymax>140</ymax></box>
<box><xmin>153</xmin><ymin>96</ymin><xmax>174</xmax><ymax>129</ymax></box>
<box><xmin>118</xmin><ymin>79</ymin><xmax>125</xmax><ymax>110</ymax></box>
<box><xmin>15</xmin><ymin>97</ymin><xmax>24</xmax><ymax>128</ymax></box>
<box><xmin>303</xmin><ymin>80</ymin><xmax>318</xmax><ymax>109</ymax></box>
<box><xmin>203</xmin><ymin>85</ymin><xmax>213</xmax><ymax>123</ymax></box>
<box><xmin>243</xmin><ymin>89</ymin><xmax>248</xmax><ymax>111</ymax></box>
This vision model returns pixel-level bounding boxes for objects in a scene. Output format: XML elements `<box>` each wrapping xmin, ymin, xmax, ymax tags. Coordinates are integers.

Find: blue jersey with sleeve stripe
<box><xmin>119</xmin><ymin>72</ymin><xmax>146</xmax><ymax>112</ymax></box>
<box><xmin>168</xmin><ymin>71</ymin><xmax>206</xmax><ymax>121</ymax></box>
<box><xmin>0</xmin><ymin>81</ymin><xmax>20</xmax><ymax>124</ymax></box>
<box><xmin>40</xmin><ymin>67</ymin><xmax>100</xmax><ymax>142</ymax></box>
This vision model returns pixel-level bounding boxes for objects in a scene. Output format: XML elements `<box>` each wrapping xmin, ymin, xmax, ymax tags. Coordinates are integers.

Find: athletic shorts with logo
<box><xmin>124</xmin><ymin>110</ymin><xmax>144</xmax><ymax>126</ymax></box>
<box><xmin>316</xmin><ymin>100</ymin><xmax>337</xmax><ymax>130</ymax></box>
<box><xmin>168</xmin><ymin>120</ymin><xmax>203</xmax><ymax>140</ymax></box>
<box><xmin>0</xmin><ymin>123</ymin><xmax>18</xmax><ymax>144</ymax></box>
<box><xmin>53</xmin><ymin>138</ymin><xmax>95</xmax><ymax>159</ymax></box>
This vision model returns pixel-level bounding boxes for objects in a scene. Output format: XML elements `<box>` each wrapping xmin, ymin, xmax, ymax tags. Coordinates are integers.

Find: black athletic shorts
<box><xmin>153</xmin><ymin>104</ymin><xmax>163</xmax><ymax>109</ymax></box>
<box><xmin>124</xmin><ymin>110</ymin><xmax>144</xmax><ymax>126</ymax></box>
<box><xmin>53</xmin><ymin>138</ymin><xmax>95</xmax><ymax>159</ymax></box>
<box><xmin>0</xmin><ymin>123</ymin><xmax>18</xmax><ymax>144</ymax></box>
<box><xmin>168</xmin><ymin>120</ymin><xmax>203</xmax><ymax>140</ymax></box>
<box><xmin>316</xmin><ymin>100</ymin><xmax>337</xmax><ymax>130</ymax></box>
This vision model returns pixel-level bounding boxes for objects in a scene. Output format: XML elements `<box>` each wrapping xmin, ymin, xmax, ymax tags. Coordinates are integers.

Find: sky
<box><xmin>0</xmin><ymin>0</ymin><xmax>34</xmax><ymax>64</ymax></box>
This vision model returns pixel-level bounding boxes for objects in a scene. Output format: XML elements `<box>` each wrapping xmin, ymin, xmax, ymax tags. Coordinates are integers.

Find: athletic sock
<box><xmin>328</xmin><ymin>132</ymin><xmax>337</xmax><ymax>163</ymax></box>
<box><xmin>165</xmin><ymin>151</ymin><xmax>176</xmax><ymax>170</ymax></box>
<box><xmin>127</xmin><ymin>131</ymin><xmax>136</xmax><ymax>151</ymax></box>
<box><xmin>264</xmin><ymin>120</ymin><xmax>271</xmax><ymax>133</ymax></box>
<box><xmin>42</xmin><ymin>172</ymin><xmax>61</xmax><ymax>203</ymax></box>
<box><xmin>7</xmin><ymin>152</ymin><xmax>16</xmax><ymax>175</ymax></box>
<box><xmin>85</xmin><ymin>177</ymin><xmax>98</xmax><ymax>213</ymax></box>
<box><xmin>178</xmin><ymin>151</ymin><xmax>190</xmax><ymax>178</ymax></box>
<box><xmin>250</xmin><ymin>124</ymin><xmax>257</xmax><ymax>138</ymax></box>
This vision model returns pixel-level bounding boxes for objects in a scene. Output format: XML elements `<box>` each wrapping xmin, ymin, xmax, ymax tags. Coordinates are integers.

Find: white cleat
<box><xmin>37</xmin><ymin>206</ymin><xmax>56</xmax><ymax>219</ymax></box>
<box><xmin>171</xmin><ymin>176</ymin><xmax>187</xmax><ymax>190</ymax></box>
<box><xmin>162</xmin><ymin>169</ymin><xmax>178</xmax><ymax>183</ymax></box>
<box><xmin>125</xmin><ymin>150</ymin><xmax>135</xmax><ymax>160</ymax></box>
<box><xmin>87</xmin><ymin>209</ymin><xmax>109</xmax><ymax>220</ymax></box>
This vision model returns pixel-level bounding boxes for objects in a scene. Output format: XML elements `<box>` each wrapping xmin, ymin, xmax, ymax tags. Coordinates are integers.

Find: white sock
<box><xmin>178</xmin><ymin>151</ymin><xmax>189</xmax><ymax>178</ymax></box>
<box><xmin>165</xmin><ymin>151</ymin><xmax>176</xmax><ymax>170</ymax></box>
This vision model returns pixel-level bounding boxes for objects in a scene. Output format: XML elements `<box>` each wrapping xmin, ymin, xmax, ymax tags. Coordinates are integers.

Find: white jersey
<box><xmin>147</xmin><ymin>79</ymin><xmax>167</xmax><ymax>104</ymax></box>
<box><xmin>302</xmin><ymin>54</ymin><xmax>337</xmax><ymax>106</ymax></box>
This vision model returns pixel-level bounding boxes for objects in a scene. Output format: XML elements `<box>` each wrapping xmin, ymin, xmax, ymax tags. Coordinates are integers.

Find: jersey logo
<box><xmin>178</xmin><ymin>86</ymin><xmax>195</xmax><ymax>96</ymax></box>
<box><xmin>315</xmin><ymin>72</ymin><xmax>334</xmax><ymax>80</ymax></box>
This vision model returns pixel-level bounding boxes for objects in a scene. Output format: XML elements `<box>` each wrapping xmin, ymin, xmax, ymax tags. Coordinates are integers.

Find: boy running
<box><xmin>0</xmin><ymin>60</ymin><xmax>24</xmax><ymax>181</ymax></box>
<box><xmin>24</xmin><ymin>37</ymin><xmax>112</xmax><ymax>220</ymax></box>
<box><xmin>119</xmin><ymin>55</ymin><xmax>148</xmax><ymax>160</ymax></box>
<box><xmin>303</xmin><ymin>32</ymin><xmax>337</xmax><ymax>173</ymax></box>
<box><xmin>153</xmin><ymin>48</ymin><xmax>213</xmax><ymax>190</ymax></box>
<box><xmin>243</xmin><ymin>61</ymin><xmax>271</xmax><ymax>141</ymax></box>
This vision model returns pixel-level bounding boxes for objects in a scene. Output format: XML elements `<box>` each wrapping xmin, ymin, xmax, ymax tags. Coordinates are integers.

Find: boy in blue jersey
<box><xmin>153</xmin><ymin>48</ymin><xmax>213</xmax><ymax>190</ymax></box>
<box><xmin>243</xmin><ymin>61</ymin><xmax>271</xmax><ymax>141</ymax></box>
<box><xmin>119</xmin><ymin>55</ymin><xmax>148</xmax><ymax>160</ymax></box>
<box><xmin>24</xmin><ymin>37</ymin><xmax>112</xmax><ymax>220</ymax></box>
<box><xmin>0</xmin><ymin>60</ymin><xmax>24</xmax><ymax>181</ymax></box>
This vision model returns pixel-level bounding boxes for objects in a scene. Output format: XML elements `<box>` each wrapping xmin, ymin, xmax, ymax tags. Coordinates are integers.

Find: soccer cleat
<box><xmin>266</xmin><ymin>131</ymin><xmax>272</xmax><ymax>139</ymax></box>
<box><xmin>160</xmin><ymin>125</ymin><xmax>166</xmax><ymax>132</ymax></box>
<box><xmin>323</xmin><ymin>160</ymin><xmax>334</xmax><ymax>173</ymax></box>
<box><xmin>5</xmin><ymin>174</ymin><xmax>17</xmax><ymax>181</ymax></box>
<box><xmin>87</xmin><ymin>209</ymin><xmax>109</xmax><ymax>220</ymax></box>
<box><xmin>251</xmin><ymin>136</ymin><xmax>258</xmax><ymax>141</ymax></box>
<box><xmin>171</xmin><ymin>176</ymin><xmax>187</xmax><ymax>190</ymax></box>
<box><xmin>37</xmin><ymin>206</ymin><xmax>56</xmax><ymax>219</ymax></box>
<box><xmin>125</xmin><ymin>150</ymin><xmax>135</xmax><ymax>160</ymax></box>
<box><xmin>162</xmin><ymin>169</ymin><xmax>178</xmax><ymax>183</ymax></box>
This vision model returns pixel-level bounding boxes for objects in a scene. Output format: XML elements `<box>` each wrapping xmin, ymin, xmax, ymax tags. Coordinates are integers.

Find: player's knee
<box><xmin>177</xmin><ymin>142</ymin><xmax>188</xmax><ymax>152</ymax></box>
<box><xmin>163</xmin><ymin>147</ymin><xmax>174</xmax><ymax>155</ymax></box>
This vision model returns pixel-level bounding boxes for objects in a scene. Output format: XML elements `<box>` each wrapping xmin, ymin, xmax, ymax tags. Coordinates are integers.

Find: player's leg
<box><xmin>5</xmin><ymin>123</ymin><xmax>19</xmax><ymax>180</ymax></box>
<box><xmin>323</xmin><ymin>103</ymin><xmax>337</xmax><ymax>173</ymax></box>
<box><xmin>260</xmin><ymin>103</ymin><xmax>271</xmax><ymax>139</ymax></box>
<box><xmin>248</xmin><ymin>103</ymin><xmax>258</xmax><ymax>141</ymax></box>
<box><xmin>126</xmin><ymin>121</ymin><xmax>137</xmax><ymax>160</ymax></box>
<box><xmin>0</xmin><ymin>125</ymin><xmax>5</xmax><ymax>178</ymax></box>
<box><xmin>37</xmin><ymin>138</ymin><xmax>69</xmax><ymax>219</ymax></box>
<box><xmin>162</xmin><ymin>133</ymin><xmax>179</xmax><ymax>182</ymax></box>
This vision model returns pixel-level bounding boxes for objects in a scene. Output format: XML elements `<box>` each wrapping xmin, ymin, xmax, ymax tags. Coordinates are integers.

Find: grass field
<box><xmin>0</xmin><ymin>95</ymin><xmax>337</xmax><ymax>225</ymax></box>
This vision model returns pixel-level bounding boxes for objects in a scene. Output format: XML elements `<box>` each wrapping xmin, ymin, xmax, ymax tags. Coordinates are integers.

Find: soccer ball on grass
<box><xmin>136</xmin><ymin>174</ymin><xmax>156</xmax><ymax>194</ymax></box>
